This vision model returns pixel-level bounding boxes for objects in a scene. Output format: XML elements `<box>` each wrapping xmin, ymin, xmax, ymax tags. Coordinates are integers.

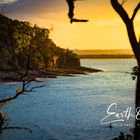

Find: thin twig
<box><xmin>2</xmin><ymin>126</ymin><xmax>32</xmax><ymax>134</ymax></box>
<box><xmin>25</xmin><ymin>85</ymin><xmax>45</xmax><ymax>92</ymax></box>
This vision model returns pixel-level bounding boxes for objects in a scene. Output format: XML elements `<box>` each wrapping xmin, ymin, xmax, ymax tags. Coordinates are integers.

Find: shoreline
<box><xmin>0</xmin><ymin>67</ymin><xmax>103</xmax><ymax>83</ymax></box>
<box><xmin>79</xmin><ymin>55</ymin><xmax>134</xmax><ymax>59</ymax></box>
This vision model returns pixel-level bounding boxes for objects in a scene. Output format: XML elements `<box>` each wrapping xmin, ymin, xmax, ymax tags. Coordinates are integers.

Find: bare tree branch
<box><xmin>131</xmin><ymin>2</ymin><xmax>140</xmax><ymax>21</ymax></box>
<box><xmin>2</xmin><ymin>126</ymin><xmax>32</xmax><ymax>134</ymax></box>
<box><xmin>0</xmin><ymin>46</ymin><xmax>45</xmax><ymax>133</ymax></box>
<box><xmin>0</xmin><ymin>44</ymin><xmax>45</xmax><ymax>104</ymax></box>
<box><xmin>0</xmin><ymin>77</ymin><xmax>45</xmax><ymax>104</ymax></box>
<box><xmin>25</xmin><ymin>85</ymin><xmax>45</xmax><ymax>92</ymax></box>
<box><xmin>66</xmin><ymin>0</ymin><xmax>88</xmax><ymax>23</ymax></box>
<box><xmin>70</xmin><ymin>18</ymin><xmax>88</xmax><ymax>23</ymax></box>
<box><xmin>111</xmin><ymin>0</ymin><xmax>140</xmax><ymax>62</ymax></box>
<box><xmin>0</xmin><ymin>113</ymin><xmax>3</xmax><ymax>129</ymax></box>
<box><xmin>0</xmin><ymin>112</ymin><xmax>31</xmax><ymax>134</ymax></box>
<box><xmin>111</xmin><ymin>0</ymin><xmax>130</xmax><ymax>24</ymax></box>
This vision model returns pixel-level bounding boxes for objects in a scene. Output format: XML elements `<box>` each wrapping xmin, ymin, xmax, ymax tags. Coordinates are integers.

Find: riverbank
<box><xmin>0</xmin><ymin>67</ymin><xmax>103</xmax><ymax>82</ymax></box>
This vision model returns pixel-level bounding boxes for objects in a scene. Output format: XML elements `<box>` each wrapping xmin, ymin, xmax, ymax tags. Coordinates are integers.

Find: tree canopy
<box><xmin>0</xmin><ymin>14</ymin><xmax>80</xmax><ymax>71</ymax></box>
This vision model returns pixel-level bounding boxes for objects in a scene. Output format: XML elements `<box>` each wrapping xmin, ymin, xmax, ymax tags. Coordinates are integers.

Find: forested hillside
<box><xmin>0</xmin><ymin>14</ymin><xmax>80</xmax><ymax>71</ymax></box>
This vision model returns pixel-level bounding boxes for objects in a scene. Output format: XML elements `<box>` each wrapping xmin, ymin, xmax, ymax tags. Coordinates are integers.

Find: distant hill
<box><xmin>73</xmin><ymin>49</ymin><xmax>134</xmax><ymax>59</ymax></box>
<box><xmin>73</xmin><ymin>49</ymin><xmax>134</xmax><ymax>55</ymax></box>
<box><xmin>0</xmin><ymin>14</ymin><xmax>80</xmax><ymax>70</ymax></box>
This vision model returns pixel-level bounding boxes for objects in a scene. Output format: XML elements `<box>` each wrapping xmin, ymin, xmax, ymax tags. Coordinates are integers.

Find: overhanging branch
<box><xmin>2</xmin><ymin>126</ymin><xmax>32</xmax><ymax>134</ymax></box>
<box><xmin>110</xmin><ymin>0</ymin><xmax>140</xmax><ymax>62</ymax></box>
<box><xmin>111</xmin><ymin>0</ymin><xmax>130</xmax><ymax>24</ymax></box>
<box><xmin>131</xmin><ymin>2</ymin><xmax>140</xmax><ymax>21</ymax></box>
<box><xmin>66</xmin><ymin>0</ymin><xmax>88</xmax><ymax>23</ymax></box>
<box><xmin>0</xmin><ymin>54</ymin><xmax>45</xmax><ymax>104</ymax></box>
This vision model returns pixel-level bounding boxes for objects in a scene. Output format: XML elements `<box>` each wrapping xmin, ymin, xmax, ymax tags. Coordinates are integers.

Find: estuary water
<box><xmin>0</xmin><ymin>59</ymin><xmax>137</xmax><ymax>140</ymax></box>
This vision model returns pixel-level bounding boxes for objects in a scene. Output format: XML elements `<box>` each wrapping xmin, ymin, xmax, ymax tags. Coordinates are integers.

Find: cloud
<box><xmin>0</xmin><ymin>0</ymin><xmax>17</xmax><ymax>4</ymax></box>
<box><xmin>6</xmin><ymin>0</ymin><xmax>65</xmax><ymax>13</ymax></box>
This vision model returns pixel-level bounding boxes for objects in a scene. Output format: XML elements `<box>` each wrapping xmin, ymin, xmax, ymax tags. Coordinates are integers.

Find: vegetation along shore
<box><xmin>0</xmin><ymin>14</ymin><xmax>102</xmax><ymax>82</ymax></box>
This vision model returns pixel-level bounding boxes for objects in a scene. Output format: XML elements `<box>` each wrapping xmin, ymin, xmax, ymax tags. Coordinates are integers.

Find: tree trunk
<box><xmin>134</xmin><ymin>70</ymin><xmax>140</xmax><ymax>140</ymax></box>
<box><xmin>110</xmin><ymin>0</ymin><xmax>140</xmax><ymax>139</ymax></box>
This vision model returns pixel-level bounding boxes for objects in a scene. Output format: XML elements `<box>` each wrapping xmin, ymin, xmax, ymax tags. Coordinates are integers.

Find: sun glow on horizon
<box><xmin>5</xmin><ymin>0</ymin><xmax>140</xmax><ymax>50</ymax></box>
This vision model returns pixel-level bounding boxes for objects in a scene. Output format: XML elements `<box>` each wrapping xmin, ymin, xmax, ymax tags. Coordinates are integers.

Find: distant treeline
<box><xmin>0</xmin><ymin>14</ymin><xmax>80</xmax><ymax>71</ymax></box>
<box><xmin>73</xmin><ymin>49</ymin><xmax>134</xmax><ymax>55</ymax></box>
<box><xmin>79</xmin><ymin>54</ymin><xmax>135</xmax><ymax>59</ymax></box>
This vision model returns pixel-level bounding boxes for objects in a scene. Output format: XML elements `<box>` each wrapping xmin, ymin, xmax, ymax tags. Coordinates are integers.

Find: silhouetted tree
<box><xmin>111</xmin><ymin>1</ymin><xmax>140</xmax><ymax>140</ymax></box>
<box><xmin>0</xmin><ymin>44</ymin><xmax>46</xmax><ymax>133</ymax></box>
<box><xmin>66</xmin><ymin>0</ymin><xmax>140</xmax><ymax>139</ymax></box>
<box><xmin>0</xmin><ymin>15</ymin><xmax>45</xmax><ymax>133</ymax></box>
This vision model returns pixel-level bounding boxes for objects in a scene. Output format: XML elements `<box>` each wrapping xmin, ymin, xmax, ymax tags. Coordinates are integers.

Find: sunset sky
<box><xmin>1</xmin><ymin>0</ymin><xmax>140</xmax><ymax>50</ymax></box>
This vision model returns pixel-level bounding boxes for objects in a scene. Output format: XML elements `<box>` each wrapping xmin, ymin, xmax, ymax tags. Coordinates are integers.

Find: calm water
<box><xmin>0</xmin><ymin>59</ymin><xmax>137</xmax><ymax>140</ymax></box>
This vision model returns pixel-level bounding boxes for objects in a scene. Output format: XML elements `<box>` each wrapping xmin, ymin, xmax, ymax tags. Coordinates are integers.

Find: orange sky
<box><xmin>4</xmin><ymin>0</ymin><xmax>140</xmax><ymax>50</ymax></box>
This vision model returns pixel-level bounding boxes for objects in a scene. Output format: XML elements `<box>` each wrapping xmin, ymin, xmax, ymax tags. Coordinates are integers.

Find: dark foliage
<box><xmin>0</xmin><ymin>14</ymin><xmax>80</xmax><ymax>71</ymax></box>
